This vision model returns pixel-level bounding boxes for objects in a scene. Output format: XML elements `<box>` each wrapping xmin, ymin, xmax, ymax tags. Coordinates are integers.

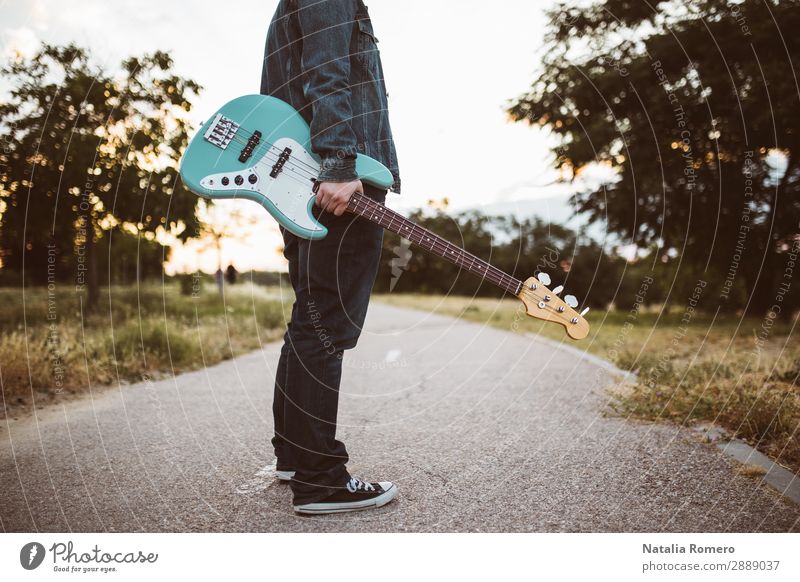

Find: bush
<box><xmin>0</xmin><ymin>283</ymin><xmax>293</xmax><ymax>419</ymax></box>
<box><xmin>111</xmin><ymin>318</ymin><xmax>193</xmax><ymax>365</ymax></box>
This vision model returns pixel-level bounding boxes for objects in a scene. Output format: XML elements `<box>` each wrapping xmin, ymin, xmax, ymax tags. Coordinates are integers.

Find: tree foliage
<box><xmin>0</xmin><ymin>43</ymin><xmax>202</xmax><ymax>307</ymax></box>
<box><xmin>509</xmin><ymin>0</ymin><xmax>800</xmax><ymax>314</ymax></box>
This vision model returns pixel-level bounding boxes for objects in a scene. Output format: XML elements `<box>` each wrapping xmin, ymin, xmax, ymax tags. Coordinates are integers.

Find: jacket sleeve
<box><xmin>296</xmin><ymin>0</ymin><xmax>359</xmax><ymax>182</ymax></box>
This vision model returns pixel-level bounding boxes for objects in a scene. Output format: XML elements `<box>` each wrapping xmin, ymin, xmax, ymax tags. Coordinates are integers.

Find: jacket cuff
<box><xmin>318</xmin><ymin>155</ymin><xmax>358</xmax><ymax>182</ymax></box>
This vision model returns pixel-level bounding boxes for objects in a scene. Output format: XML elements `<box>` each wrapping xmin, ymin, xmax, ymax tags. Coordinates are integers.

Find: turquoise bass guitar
<box><xmin>179</xmin><ymin>94</ymin><xmax>591</xmax><ymax>339</ymax></box>
<box><xmin>180</xmin><ymin>94</ymin><xmax>392</xmax><ymax>240</ymax></box>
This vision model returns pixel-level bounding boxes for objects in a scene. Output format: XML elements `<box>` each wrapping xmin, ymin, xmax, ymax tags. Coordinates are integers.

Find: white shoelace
<box><xmin>346</xmin><ymin>477</ymin><xmax>375</xmax><ymax>493</ymax></box>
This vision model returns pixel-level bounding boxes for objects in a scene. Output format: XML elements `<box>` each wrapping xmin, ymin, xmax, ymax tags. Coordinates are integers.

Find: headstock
<box><xmin>517</xmin><ymin>274</ymin><xmax>590</xmax><ymax>340</ymax></box>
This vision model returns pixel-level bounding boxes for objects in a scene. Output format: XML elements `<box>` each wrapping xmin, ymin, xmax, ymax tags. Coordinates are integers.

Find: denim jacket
<box><xmin>260</xmin><ymin>0</ymin><xmax>401</xmax><ymax>193</ymax></box>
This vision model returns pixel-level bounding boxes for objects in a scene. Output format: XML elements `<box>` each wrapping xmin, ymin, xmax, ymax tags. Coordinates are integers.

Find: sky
<box><xmin>0</xmin><ymin>0</ymin><xmax>588</xmax><ymax>273</ymax></box>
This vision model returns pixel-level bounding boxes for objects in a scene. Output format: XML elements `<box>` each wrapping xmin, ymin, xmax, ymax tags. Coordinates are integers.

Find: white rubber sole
<box><xmin>293</xmin><ymin>482</ymin><xmax>398</xmax><ymax>515</ymax></box>
<box><xmin>276</xmin><ymin>470</ymin><xmax>295</xmax><ymax>481</ymax></box>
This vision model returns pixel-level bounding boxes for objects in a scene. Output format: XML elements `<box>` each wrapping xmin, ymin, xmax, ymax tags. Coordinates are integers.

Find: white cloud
<box><xmin>1</xmin><ymin>26</ymin><xmax>39</xmax><ymax>59</ymax></box>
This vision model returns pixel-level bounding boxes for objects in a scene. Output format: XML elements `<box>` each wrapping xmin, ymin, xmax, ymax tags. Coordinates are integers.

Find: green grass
<box><xmin>5</xmin><ymin>285</ymin><xmax>798</xmax><ymax>475</ymax></box>
<box><xmin>376</xmin><ymin>293</ymin><xmax>800</xmax><ymax>473</ymax></box>
<box><xmin>0</xmin><ymin>282</ymin><xmax>292</xmax><ymax>418</ymax></box>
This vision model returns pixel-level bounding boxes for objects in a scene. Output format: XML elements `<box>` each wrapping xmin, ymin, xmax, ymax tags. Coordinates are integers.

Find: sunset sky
<box><xmin>1</xmin><ymin>0</ymin><xmax>589</xmax><ymax>273</ymax></box>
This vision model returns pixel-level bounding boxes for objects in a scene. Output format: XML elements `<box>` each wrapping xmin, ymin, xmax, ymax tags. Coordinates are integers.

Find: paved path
<box><xmin>1</xmin><ymin>304</ymin><xmax>798</xmax><ymax>532</ymax></box>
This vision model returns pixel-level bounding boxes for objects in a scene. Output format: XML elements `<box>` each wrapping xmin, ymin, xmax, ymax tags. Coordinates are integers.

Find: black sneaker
<box><xmin>293</xmin><ymin>477</ymin><xmax>398</xmax><ymax>514</ymax></box>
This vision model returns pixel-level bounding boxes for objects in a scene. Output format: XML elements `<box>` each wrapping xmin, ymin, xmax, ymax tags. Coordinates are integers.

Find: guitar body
<box><xmin>179</xmin><ymin>94</ymin><xmax>394</xmax><ymax>239</ymax></box>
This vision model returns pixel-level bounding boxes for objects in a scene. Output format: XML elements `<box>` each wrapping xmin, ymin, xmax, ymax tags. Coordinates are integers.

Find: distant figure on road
<box><xmin>214</xmin><ymin>268</ymin><xmax>223</xmax><ymax>294</ymax></box>
<box><xmin>225</xmin><ymin>264</ymin><xmax>238</xmax><ymax>286</ymax></box>
<box><xmin>261</xmin><ymin>0</ymin><xmax>400</xmax><ymax>514</ymax></box>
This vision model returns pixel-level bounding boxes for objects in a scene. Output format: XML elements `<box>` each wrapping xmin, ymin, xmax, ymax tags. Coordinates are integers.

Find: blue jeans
<box><xmin>272</xmin><ymin>186</ymin><xmax>386</xmax><ymax>504</ymax></box>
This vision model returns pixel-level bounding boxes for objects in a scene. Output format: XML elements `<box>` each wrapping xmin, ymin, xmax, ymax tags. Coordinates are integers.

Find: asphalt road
<box><xmin>1</xmin><ymin>303</ymin><xmax>798</xmax><ymax>532</ymax></box>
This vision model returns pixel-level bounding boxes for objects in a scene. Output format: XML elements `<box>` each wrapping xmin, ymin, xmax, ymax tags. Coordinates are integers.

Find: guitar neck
<box><xmin>347</xmin><ymin>192</ymin><xmax>523</xmax><ymax>296</ymax></box>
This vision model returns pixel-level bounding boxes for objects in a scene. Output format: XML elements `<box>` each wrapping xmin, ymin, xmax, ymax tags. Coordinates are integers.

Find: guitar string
<box><xmin>348</xmin><ymin>194</ymin><xmax>581</xmax><ymax>326</ymax></box>
<box><xmin>351</xmin><ymin>190</ymin><xmax>581</xmax><ymax>324</ymax></box>
<box><xmin>200</xmin><ymin>128</ymin><xmax>582</xmax><ymax>322</ymax></box>
<box><xmin>349</xmin><ymin>196</ymin><xmax>577</xmax><ymax>326</ymax></box>
<box><xmin>214</xmin><ymin>126</ymin><xmax>324</xmax><ymax>176</ymax></box>
<box><xmin>353</xmin><ymin>202</ymin><xmax>521</xmax><ymax>295</ymax></box>
<box><xmin>348</xmin><ymin>194</ymin><xmax>522</xmax><ymax>294</ymax></box>
<box><xmin>230</xmin><ymin>124</ymin><xmax>337</xmax><ymax>174</ymax></box>
<box><xmin>348</xmin><ymin>195</ymin><xmax>583</xmax><ymax>325</ymax></box>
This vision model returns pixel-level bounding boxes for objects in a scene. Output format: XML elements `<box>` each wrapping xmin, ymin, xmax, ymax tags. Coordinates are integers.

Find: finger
<box><xmin>323</xmin><ymin>195</ymin><xmax>338</xmax><ymax>214</ymax></box>
<box><xmin>317</xmin><ymin>190</ymin><xmax>333</xmax><ymax>211</ymax></box>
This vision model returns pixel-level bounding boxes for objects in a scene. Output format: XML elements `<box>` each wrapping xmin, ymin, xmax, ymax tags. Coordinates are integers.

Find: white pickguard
<box><xmin>199</xmin><ymin>137</ymin><xmax>323</xmax><ymax>235</ymax></box>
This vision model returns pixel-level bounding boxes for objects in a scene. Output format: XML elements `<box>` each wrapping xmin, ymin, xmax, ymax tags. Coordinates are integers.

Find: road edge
<box><xmin>524</xmin><ymin>331</ymin><xmax>800</xmax><ymax>506</ymax></box>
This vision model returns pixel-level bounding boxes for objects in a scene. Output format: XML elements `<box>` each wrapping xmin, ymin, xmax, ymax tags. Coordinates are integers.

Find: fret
<box><xmin>348</xmin><ymin>192</ymin><xmax>522</xmax><ymax>295</ymax></box>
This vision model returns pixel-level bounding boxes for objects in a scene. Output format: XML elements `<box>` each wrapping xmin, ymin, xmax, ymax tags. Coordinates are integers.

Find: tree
<box><xmin>0</xmin><ymin>43</ymin><xmax>202</xmax><ymax>308</ymax></box>
<box><xmin>509</xmin><ymin>0</ymin><xmax>800</xmax><ymax>315</ymax></box>
<box><xmin>193</xmin><ymin>200</ymin><xmax>258</xmax><ymax>293</ymax></box>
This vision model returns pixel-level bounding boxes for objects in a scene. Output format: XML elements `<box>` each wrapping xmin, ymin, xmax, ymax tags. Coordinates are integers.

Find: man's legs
<box><xmin>272</xmin><ymin>186</ymin><xmax>386</xmax><ymax>504</ymax></box>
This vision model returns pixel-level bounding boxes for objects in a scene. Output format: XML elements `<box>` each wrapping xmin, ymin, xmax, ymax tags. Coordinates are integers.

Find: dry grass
<box><xmin>0</xmin><ymin>282</ymin><xmax>292</xmax><ymax>418</ymax></box>
<box><xmin>735</xmin><ymin>464</ymin><xmax>768</xmax><ymax>478</ymax></box>
<box><xmin>376</xmin><ymin>293</ymin><xmax>800</xmax><ymax>473</ymax></box>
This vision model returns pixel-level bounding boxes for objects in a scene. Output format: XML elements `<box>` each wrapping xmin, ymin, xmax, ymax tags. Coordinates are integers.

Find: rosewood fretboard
<box><xmin>347</xmin><ymin>192</ymin><xmax>523</xmax><ymax>295</ymax></box>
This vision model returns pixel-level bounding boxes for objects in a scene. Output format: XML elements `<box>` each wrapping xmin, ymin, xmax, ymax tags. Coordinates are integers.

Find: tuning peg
<box><xmin>564</xmin><ymin>294</ymin><xmax>578</xmax><ymax>308</ymax></box>
<box><xmin>537</xmin><ymin>273</ymin><xmax>551</xmax><ymax>286</ymax></box>
<box><xmin>580</xmin><ymin>307</ymin><xmax>590</xmax><ymax>316</ymax></box>
<box><xmin>552</xmin><ymin>285</ymin><xmax>564</xmax><ymax>295</ymax></box>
